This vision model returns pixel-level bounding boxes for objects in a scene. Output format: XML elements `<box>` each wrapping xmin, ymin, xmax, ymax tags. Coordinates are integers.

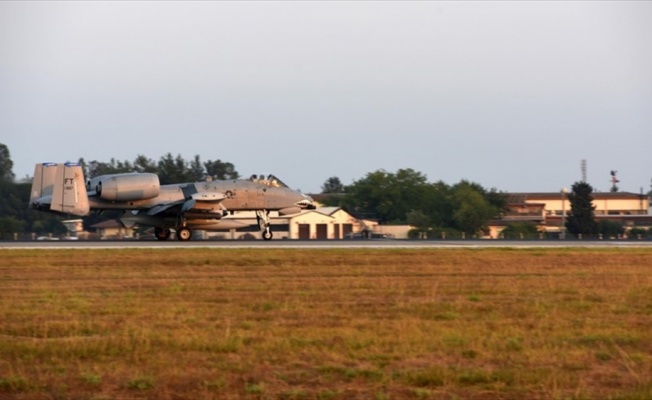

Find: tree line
<box><xmin>0</xmin><ymin>142</ymin><xmax>649</xmax><ymax>239</ymax></box>
<box><xmin>0</xmin><ymin>144</ymin><xmax>240</xmax><ymax>238</ymax></box>
<box><xmin>320</xmin><ymin>173</ymin><xmax>651</xmax><ymax>239</ymax></box>
<box><xmin>319</xmin><ymin>170</ymin><xmax>508</xmax><ymax>238</ymax></box>
<box><xmin>78</xmin><ymin>153</ymin><xmax>239</xmax><ymax>184</ymax></box>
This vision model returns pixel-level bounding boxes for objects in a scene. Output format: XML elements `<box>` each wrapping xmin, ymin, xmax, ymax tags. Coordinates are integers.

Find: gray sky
<box><xmin>1</xmin><ymin>1</ymin><xmax>651</xmax><ymax>194</ymax></box>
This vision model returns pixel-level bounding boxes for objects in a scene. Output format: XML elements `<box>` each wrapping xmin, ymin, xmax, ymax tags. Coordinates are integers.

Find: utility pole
<box><xmin>560</xmin><ymin>187</ymin><xmax>568</xmax><ymax>239</ymax></box>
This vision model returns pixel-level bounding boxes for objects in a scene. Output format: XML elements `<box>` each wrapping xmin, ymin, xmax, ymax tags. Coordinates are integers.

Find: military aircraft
<box><xmin>29</xmin><ymin>162</ymin><xmax>315</xmax><ymax>241</ymax></box>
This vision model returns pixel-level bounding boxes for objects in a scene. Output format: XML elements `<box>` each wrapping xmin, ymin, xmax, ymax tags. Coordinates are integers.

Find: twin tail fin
<box><xmin>29</xmin><ymin>163</ymin><xmax>90</xmax><ymax>216</ymax></box>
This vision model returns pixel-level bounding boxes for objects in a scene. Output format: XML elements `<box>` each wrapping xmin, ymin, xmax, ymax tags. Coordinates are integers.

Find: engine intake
<box><xmin>88</xmin><ymin>173</ymin><xmax>160</xmax><ymax>202</ymax></box>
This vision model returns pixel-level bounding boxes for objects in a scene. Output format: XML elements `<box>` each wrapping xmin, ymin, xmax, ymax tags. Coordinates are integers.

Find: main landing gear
<box><xmin>176</xmin><ymin>227</ymin><xmax>192</xmax><ymax>241</ymax></box>
<box><xmin>154</xmin><ymin>227</ymin><xmax>171</xmax><ymax>241</ymax></box>
<box><xmin>154</xmin><ymin>227</ymin><xmax>192</xmax><ymax>241</ymax></box>
<box><xmin>256</xmin><ymin>210</ymin><xmax>273</xmax><ymax>241</ymax></box>
<box><xmin>154</xmin><ymin>209</ymin><xmax>274</xmax><ymax>242</ymax></box>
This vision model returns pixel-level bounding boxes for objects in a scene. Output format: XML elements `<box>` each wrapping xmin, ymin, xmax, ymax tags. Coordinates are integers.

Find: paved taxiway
<box><xmin>2</xmin><ymin>239</ymin><xmax>651</xmax><ymax>250</ymax></box>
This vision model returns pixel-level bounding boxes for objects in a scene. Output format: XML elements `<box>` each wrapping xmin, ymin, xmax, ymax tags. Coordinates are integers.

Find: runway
<box><xmin>2</xmin><ymin>239</ymin><xmax>651</xmax><ymax>250</ymax></box>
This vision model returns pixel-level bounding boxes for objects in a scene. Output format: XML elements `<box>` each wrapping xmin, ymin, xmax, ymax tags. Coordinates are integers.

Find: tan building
<box><xmin>510</xmin><ymin>192</ymin><xmax>650</xmax><ymax>217</ymax></box>
<box><xmin>490</xmin><ymin>191</ymin><xmax>652</xmax><ymax>237</ymax></box>
<box><xmin>90</xmin><ymin>220</ymin><xmax>137</xmax><ymax>239</ymax></box>
<box><xmin>212</xmin><ymin>207</ymin><xmax>374</xmax><ymax>240</ymax></box>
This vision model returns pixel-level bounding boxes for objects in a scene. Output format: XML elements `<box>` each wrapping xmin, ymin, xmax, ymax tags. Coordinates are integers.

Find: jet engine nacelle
<box><xmin>88</xmin><ymin>173</ymin><xmax>160</xmax><ymax>202</ymax></box>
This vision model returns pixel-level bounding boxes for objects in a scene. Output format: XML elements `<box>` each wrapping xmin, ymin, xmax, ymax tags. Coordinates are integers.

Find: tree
<box><xmin>0</xmin><ymin>143</ymin><xmax>15</xmax><ymax>182</ymax></box>
<box><xmin>598</xmin><ymin>220</ymin><xmax>624</xmax><ymax>238</ymax></box>
<box><xmin>450</xmin><ymin>182</ymin><xmax>500</xmax><ymax>236</ymax></box>
<box><xmin>565</xmin><ymin>181</ymin><xmax>598</xmax><ymax>237</ymax></box>
<box><xmin>342</xmin><ymin>170</ymin><xmax>395</xmax><ymax>222</ymax></box>
<box><xmin>204</xmin><ymin>159</ymin><xmax>239</xmax><ymax>180</ymax></box>
<box><xmin>76</xmin><ymin>158</ymin><xmax>89</xmax><ymax>178</ymax></box>
<box><xmin>343</xmin><ymin>169</ymin><xmax>432</xmax><ymax>223</ymax></box>
<box><xmin>133</xmin><ymin>155</ymin><xmax>158</xmax><ymax>174</ymax></box>
<box><xmin>341</xmin><ymin>169</ymin><xmax>505</xmax><ymax>233</ymax></box>
<box><xmin>0</xmin><ymin>216</ymin><xmax>25</xmax><ymax>239</ymax></box>
<box><xmin>188</xmin><ymin>155</ymin><xmax>205</xmax><ymax>182</ymax></box>
<box><xmin>422</xmin><ymin>181</ymin><xmax>455</xmax><ymax>228</ymax></box>
<box><xmin>321</xmin><ymin>177</ymin><xmax>345</xmax><ymax>194</ymax></box>
<box><xmin>157</xmin><ymin>153</ymin><xmax>191</xmax><ymax>184</ymax></box>
<box><xmin>0</xmin><ymin>180</ymin><xmax>27</xmax><ymax>225</ymax></box>
<box><xmin>501</xmin><ymin>222</ymin><xmax>540</xmax><ymax>239</ymax></box>
<box><xmin>86</xmin><ymin>158</ymin><xmax>133</xmax><ymax>179</ymax></box>
<box><xmin>406</xmin><ymin>210</ymin><xmax>430</xmax><ymax>230</ymax></box>
<box><xmin>629</xmin><ymin>227</ymin><xmax>649</xmax><ymax>239</ymax></box>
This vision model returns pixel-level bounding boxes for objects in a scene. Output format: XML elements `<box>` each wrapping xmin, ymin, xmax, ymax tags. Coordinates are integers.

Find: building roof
<box><xmin>507</xmin><ymin>202</ymin><xmax>546</xmax><ymax>208</ymax></box>
<box><xmin>314</xmin><ymin>207</ymin><xmax>341</xmax><ymax>216</ymax></box>
<box><xmin>509</xmin><ymin>192</ymin><xmax>649</xmax><ymax>201</ymax></box>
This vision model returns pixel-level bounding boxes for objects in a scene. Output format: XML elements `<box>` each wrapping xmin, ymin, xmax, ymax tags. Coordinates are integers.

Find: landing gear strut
<box><xmin>256</xmin><ymin>210</ymin><xmax>273</xmax><ymax>241</ymax></box>
<box><xmin>154</xmin><ymin>227</ymin><xmax>171</xmax><ymax>241</ymax></box>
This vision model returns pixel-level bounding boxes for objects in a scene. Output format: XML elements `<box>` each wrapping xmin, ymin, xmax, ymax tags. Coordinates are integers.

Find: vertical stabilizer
<box><xmin>50</xmin><ymin>163</ymin><xmax>90</xmax><ymax>216</ymax></box>
<box><xmin>29</xmin><ymin>163</ymin><xmax>58</xmax><ymax>206</ymax></box>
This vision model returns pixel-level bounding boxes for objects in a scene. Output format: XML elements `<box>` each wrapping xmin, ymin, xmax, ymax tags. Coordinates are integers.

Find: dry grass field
<box><xmin>1</xmin><ymin>248</ymin><xmax>651</xmax><ymax>400</ymax></box>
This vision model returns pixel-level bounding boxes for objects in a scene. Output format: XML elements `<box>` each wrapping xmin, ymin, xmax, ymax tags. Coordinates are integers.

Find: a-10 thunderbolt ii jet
<box><xmin>28</xmin><ymin>162</ymin><xmax>315</xmax><ymax>241</ymax></box>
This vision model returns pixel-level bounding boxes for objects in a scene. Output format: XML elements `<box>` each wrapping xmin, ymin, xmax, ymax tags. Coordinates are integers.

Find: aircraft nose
<box><xmin>295</xmin><ymin>194</ymin><xmax>316</xmax><ymax>210</ymax></box>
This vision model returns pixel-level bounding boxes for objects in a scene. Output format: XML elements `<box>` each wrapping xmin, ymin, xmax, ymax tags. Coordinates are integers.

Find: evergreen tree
<box><xmin>157</xmin><ymin>153</ymin><xmax>190</xmax><ymax>184</ymax></box>
<box><xmin>204</xmin><ymin>159</ymin><xmax>239</xmax><ymax>180</ymax></box>
<box><xmin>188</xmin><ymin>155</ymin><xmax>205</xmax><ymax>181</ymax></box>
<box><xmin>86</xmin><ymin>158</ymin><xmax>133</xmax><ymax>178</ymax></box>
<box><xmin>0</xmin><ymin>143</ymin><xmax>15</xmax><ymax>182</ymax></box>
<box><xmin>133</xmin><ymin>155</ymin><xmax>158</xmax><ymax>174</ymax></box>
<box><xmin>565</xmin><ymin>181</ymin><xmax>598</xmax><ymax>237</ymax></box>
<box><xmin>321</xmin><ymin>176</ymin><xmax>345</xmax><ymax>194</ymax></box>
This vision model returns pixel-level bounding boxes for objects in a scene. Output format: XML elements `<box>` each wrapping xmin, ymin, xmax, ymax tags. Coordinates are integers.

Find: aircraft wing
<box><xmin>188</xmin><ymin>192</ymin><xmax>225</xmax><ymax>202</ymax></box>
<box><xmin>146</xmin><ymin>189</ymin><xmax>227</xmax><ymax>216</ymax></box>
<box><xmin>180</xmin><ymin>192</ymin><xmax>226</xmax><ymax>213</ymax></box>
<box><xmin>146</xmin><ymin>202</ymin><xmax>182</xmax><ymax>216</ymax></box>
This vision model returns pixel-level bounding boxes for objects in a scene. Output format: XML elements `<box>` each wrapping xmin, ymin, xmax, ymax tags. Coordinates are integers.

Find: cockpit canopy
<box><xmin>248</xmin><ymin>174</ymin><xmax>289</xmax><ymax>188</ymax></box>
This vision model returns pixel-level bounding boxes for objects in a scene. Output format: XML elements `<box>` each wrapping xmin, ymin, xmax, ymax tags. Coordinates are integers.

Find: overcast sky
<box><xmin>1</xmin><ymin>1</ymin><xmax>651</xmax><ymax>194</ymax></box>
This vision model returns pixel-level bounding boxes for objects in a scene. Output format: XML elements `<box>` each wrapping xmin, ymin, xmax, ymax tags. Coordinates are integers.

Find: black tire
<box><xmin>155</xmin><ymin>227</ymin><xmax>171</xmax><ymax>241</ymax></box>
<box><xmin>176</xmin><ymin>227</ymin><xmax>192</xmax><ymax>241</ymax></box>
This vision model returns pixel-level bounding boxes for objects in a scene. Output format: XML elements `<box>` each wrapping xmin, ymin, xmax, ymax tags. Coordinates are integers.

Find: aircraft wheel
<box><xmin>262</xmin><ymin>231</ymin><xmax>273</xmax><ymax>241</ymax></box>
<box><xmin>176</xmin><ymin>227</ymin><xmax>192</xmax><ymax>241</ymax></box>
<box><xmin>155</xmin><ymin>227</ymin><xmax>171</xmax><ymax>241</ymax></box>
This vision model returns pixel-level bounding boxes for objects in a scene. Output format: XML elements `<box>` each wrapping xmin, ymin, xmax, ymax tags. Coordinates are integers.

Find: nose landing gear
<box><xmin>256</xmin><ymin>210</ymin><xmax>273</xmax><ymax>241</ymax></box>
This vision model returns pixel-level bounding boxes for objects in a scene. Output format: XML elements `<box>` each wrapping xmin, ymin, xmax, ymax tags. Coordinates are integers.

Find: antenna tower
<box><xmin>610</xmin><ymin>170</ymin><xmax>619</xmax><ymax>192</ymax></box>
<box><xmin>581</xmin><ymin>159</ymin><xmax>587</xmax><ymax>182</ymax></box>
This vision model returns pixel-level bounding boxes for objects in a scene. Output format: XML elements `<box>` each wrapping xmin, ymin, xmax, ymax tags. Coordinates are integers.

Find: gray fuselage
<box><xmin>87</xmin><ymin>179</ymin><xmax>309</xmax><ymax>213</ymax></box>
